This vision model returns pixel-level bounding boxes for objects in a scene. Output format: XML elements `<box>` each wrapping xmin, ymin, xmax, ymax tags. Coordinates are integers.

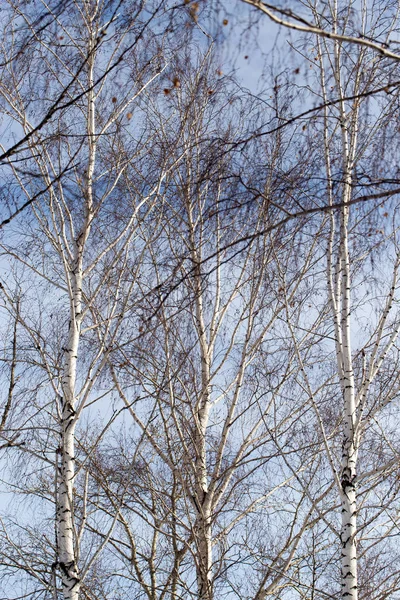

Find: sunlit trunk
<box><xmin>58</xmin><ymin>267</ymin><xmax>82</xmax><ymax>600</ymax></box>
<box><xmin>57</xmin><ymin>27</ymin><xmax>96</xmax><ymax>599</ymax></box>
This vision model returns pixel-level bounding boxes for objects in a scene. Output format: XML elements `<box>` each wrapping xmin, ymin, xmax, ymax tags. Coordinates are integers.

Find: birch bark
<box><xmin>57</xmin><ymin>30</ymin><xmax>96</xmax><ymax>600</ymax></box>
<box><xmin>338</xmin><ymin>198</ymin><xmax>358</xmax><ymax>600</ymax></box>
<box><xmin>333</xmin><ymin>31</ymin><xmax>359</xmax><ymax>600</ymax></box>
<box><xmin>188</xmin><ymin>201</ymin><xmax>214</xmax><ymax>600</ymax></box>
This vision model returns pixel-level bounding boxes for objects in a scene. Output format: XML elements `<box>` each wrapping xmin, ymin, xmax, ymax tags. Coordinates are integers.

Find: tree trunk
<box><xmin>339</xmin><ymin>205</ymin><xmax>358</xmax><ymax>600</ymax></box>
<box><xmin>57</xmin><ymin>27</ymin><xmax>96</xmax><ymax>598</ymax></box>
<box><xmin>194</xmin><ymin>402</ymin><xmax>213</xmax><ymax>600</ymax></box>
<box><xmin>58</xmin><ymin>268</ymin><xmax>82</xmax><ymax>599</ymax></box>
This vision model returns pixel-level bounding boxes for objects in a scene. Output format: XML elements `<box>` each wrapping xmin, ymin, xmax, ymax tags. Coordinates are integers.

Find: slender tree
<box><xmin>0</xmin><ymin>1</ymin><xmax>185</xmax><ymax>598</ymax></box>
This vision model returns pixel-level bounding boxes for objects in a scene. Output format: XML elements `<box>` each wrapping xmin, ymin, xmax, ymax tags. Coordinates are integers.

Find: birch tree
<box><xmin>270</xmin><ymin>5</ymin><xmax>400</xmax><ymax>598</ymax></box>
<box><xmin>106</xmin><ymin>48</ymin><xmax>336</xmax><ymax>600</ymax></box>
<box><xmin>217</xmin><ymin>0</ymin><xmax>400</xmax><ymax>596</ymax></box>
<box><xmin>0</xmin><ymin>1</ymin><xmax>184</xmax><ymax>598</ymax></box>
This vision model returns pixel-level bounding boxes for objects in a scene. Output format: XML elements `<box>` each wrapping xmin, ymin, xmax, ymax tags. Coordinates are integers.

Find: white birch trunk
<box><xmin>188</xmin><ymin>203</ymin><xmax>213</xmax><ymax>600</ymax></box>
<box><xmin>194</xmin><ymin>400</ymin><xmax>213</xmax><ymax>600</ymax></box>
<box><xmin>336</xmin><ymin>126</ymin><xmax>358</xmax><ymax>600</ymax></box>
<box><xmin>332</xmin><ymin>27</ymin><xmax>359</xmax><ymax>597</ymax></box>
<box><xmin>57</xmin><ymin>31</ymin><xmax>96</xmax><ymax>599</ymax></box>
<box><xmin>58</xmin><ymin>266</ymin><xmax>82</xmax><ymax>600</ymax></box>
<box><xmin>339</xmin><ymin>205</ymin><xmax>358</xmax><ymax>600</ymax></box>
